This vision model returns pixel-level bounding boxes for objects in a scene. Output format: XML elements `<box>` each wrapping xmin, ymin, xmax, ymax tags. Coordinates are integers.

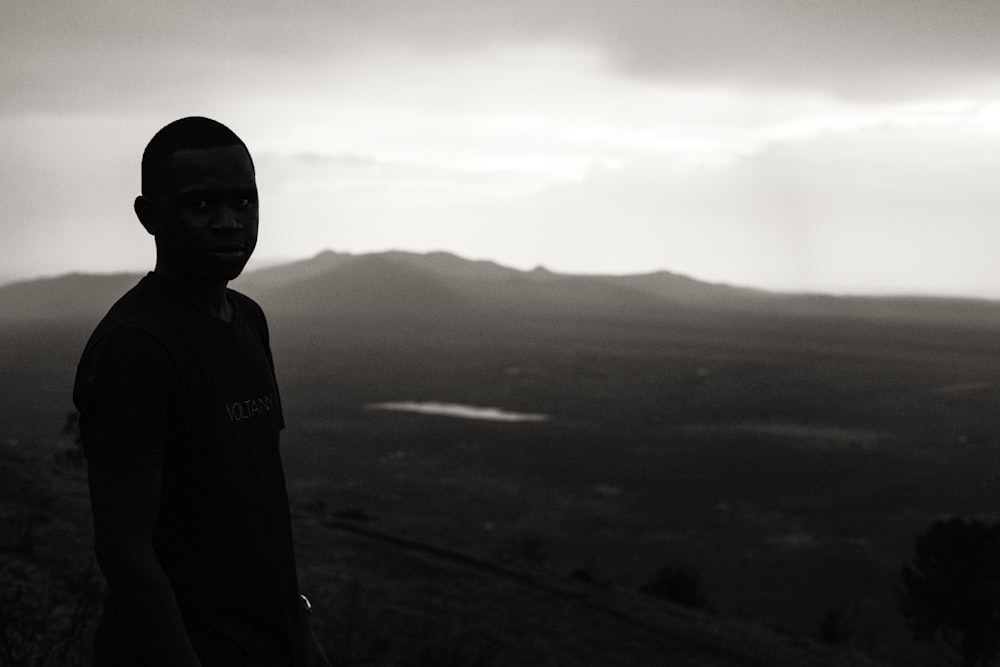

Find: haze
<box><xmin>4</xmin><ymin>1</ymin><xmax>1000</xmax><ymax>297</ymax></box>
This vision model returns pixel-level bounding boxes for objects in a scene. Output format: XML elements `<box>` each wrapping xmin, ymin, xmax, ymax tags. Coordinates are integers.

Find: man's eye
<box><xmin>237</xmin><ymin>198</ymin><xmax>251</xmax><ymax>208</ymax></box>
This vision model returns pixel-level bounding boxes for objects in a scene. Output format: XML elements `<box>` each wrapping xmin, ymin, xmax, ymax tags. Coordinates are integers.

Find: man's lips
<box><xmin>206</xmin><ymin>245</ymin><xmax>247</xmax><ymax>258</ymax></box>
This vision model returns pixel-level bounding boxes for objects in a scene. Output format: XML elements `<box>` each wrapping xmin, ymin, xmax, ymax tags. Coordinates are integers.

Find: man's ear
<box><xmin>134</xmin><ymin>195</ymin><xmax>157</xmax><ymax>236</ymax></box>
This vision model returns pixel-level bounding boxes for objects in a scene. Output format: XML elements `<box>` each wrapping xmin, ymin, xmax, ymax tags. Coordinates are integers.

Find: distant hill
<box><xmin>248</xmin><ymin>253</ymin><xmax>468</xmax><ymax>318</ymax></box>
<box><xmin>242</xmin><ymin>251</ymin><xmax>675</xmax><ymax>324</ymax></box>
<box><xmin>0</xmin><ymin>272</ymin><xmax>141</xmax><ymax>324</ymax></box>
<box><xmin>3</xmin><ymin>250</ymin><xmax>1000</xmax><ymax>330</ymax></box>
<box><xmin>235</xmin><ymin>250</ymin><xmax>360</xmax><ymax>289</ymax></box>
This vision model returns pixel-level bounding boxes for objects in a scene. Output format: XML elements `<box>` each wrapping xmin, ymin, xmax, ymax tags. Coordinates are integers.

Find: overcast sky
<box><xmin>4</xmin><ymin>1</ymin><xmax>1000</xmax><ymax>297</ymax></box>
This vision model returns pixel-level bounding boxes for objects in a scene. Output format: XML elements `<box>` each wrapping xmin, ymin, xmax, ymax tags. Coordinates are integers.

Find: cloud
<box><xmin>5</xmin><ymin>1</ymin><xmax>1000</xmax><ymax>115</ymax></box>
<box><xmin>563</xmin><ymin>0</ymin><xmax>1000</xmax><ymax>99</ymax></box>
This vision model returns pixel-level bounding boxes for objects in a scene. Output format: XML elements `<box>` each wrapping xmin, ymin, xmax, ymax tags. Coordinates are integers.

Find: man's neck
<box><xmin>152</xmin><ymin>265</ymin><xmax>233</xmax><ymax>322</ymax></box>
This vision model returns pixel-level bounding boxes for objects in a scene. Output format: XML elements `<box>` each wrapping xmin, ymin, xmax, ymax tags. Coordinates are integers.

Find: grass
<box><xmin>0</xmin><ymin>440</ymin><xmax>101</xmax><ymax>666</ymax></box>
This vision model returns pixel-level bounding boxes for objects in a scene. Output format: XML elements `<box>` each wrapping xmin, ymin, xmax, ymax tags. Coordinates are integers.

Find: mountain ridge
<box><xmin>3</xmin><ymin>249</ymin><xmax>1000</xmax><ymax>329</ymax></box>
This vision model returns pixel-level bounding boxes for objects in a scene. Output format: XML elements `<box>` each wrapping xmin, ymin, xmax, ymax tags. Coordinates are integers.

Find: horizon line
<box><xmin>2</xmin><ymin>247</ymin><xmax>998</xmax><ymax>303</ymax></box>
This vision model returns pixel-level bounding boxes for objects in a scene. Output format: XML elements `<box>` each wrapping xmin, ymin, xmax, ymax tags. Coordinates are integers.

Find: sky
<box><xmin>4</xmin><ymin>1</ymin><xmax>1000</xmax><ymax>297</ymax></box>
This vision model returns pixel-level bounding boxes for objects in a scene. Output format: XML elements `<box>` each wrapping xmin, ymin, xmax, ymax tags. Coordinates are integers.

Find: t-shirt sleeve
<box><xmin>76</xmin><ymin>326</ymin><xmax>179</xmax><ymax>468</ymax></box>
<box><xmin>239</xmin><ymin>293</ymin><xmax>285</xmax><ymax>431</ymax></box>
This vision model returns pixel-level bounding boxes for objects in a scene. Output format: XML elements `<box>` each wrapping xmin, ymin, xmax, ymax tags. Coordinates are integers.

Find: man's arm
<box><xmin>89</xmin><ymin>460</ymin><xmax>202</xmax><ymax>667</ymax></box>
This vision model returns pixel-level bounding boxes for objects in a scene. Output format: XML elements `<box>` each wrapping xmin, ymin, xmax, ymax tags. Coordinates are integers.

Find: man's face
<box><xmin>148</xmin><ymin>144</ymin><xmax>259</xmax><ymax>283</ymax></box>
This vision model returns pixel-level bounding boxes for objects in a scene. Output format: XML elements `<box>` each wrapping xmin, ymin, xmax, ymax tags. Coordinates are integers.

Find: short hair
<box><xmin>141</xmin><ymin>117</ymin><xmax>254</xmax><ymax>198</ymax></box>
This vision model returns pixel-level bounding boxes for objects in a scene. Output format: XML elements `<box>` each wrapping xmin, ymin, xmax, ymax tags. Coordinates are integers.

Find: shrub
<box><xmin>899</xmin><ymin>517</ymin><xmax>1000</xmax><ymax>667</ymax></box>
<box><xmin>0</xmin><ymin>560</ymin><xmax>103</xmax><ymax>666</ymax></box>
<box><xmin>640</xmin><ymin>565</ymin><xmax>710</xmax><ymax>610</ymax></box>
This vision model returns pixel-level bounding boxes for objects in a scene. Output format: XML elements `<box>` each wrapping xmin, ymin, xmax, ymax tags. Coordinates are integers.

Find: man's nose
<box><xmin>213</xmin><ymin>205</ymin><xmax>244</xmax><ymax>231</ymax></box>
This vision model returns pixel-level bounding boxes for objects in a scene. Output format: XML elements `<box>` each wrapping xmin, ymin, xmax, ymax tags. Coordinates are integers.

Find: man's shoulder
<box><xmin>82</xmin><ymin>275</ymin><xmax>183</xmax><ymax>357</ymax></box>
<box><xmin>227</xmin><ymin>287</ymin><xmax>262</xmax><ymax>311</ymax></box>
<box><xmin>96</xmin><ymin>274</ymin><xmax>172</xmax><ymax>328</ymax></box>
<box><xmin>74</xmin><ymin>277</ymin><xmax>179</xmax><ymax>412</ymax></box>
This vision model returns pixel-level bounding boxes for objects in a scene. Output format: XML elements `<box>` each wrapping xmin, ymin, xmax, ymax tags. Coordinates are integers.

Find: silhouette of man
<box><xmin>74</xmin><ymin>117</ymin><xmax>331</xmax><ymax>666</ymax></box>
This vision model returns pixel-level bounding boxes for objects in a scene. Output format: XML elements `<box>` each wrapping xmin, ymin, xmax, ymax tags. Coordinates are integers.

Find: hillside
<box><xmin>5</xmin><ymin>250</ymin><xmax>1000</xmax><ymax>665</ymax></box>
<box><xmin>2</xmin><ymin>436</ymin><xmax>883</xmax><ymax>666</ymax></box>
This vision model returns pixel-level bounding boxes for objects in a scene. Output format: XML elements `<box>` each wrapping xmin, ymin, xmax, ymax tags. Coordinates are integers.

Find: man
<box><xmin>74</xmin><ymin>117</ymin><xmax>330</xmax><ymax>666</ymax></box>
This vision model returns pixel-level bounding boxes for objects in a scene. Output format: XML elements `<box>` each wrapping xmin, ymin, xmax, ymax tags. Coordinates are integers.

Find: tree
<box><xmin>899</xmin><ymin>517</ymin><xmax>1000</xmax><ymax>666</ymax></box>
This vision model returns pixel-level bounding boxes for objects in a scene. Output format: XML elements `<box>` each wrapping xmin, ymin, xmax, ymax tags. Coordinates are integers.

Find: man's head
<box><xmin>135</xmin><ymin>117</ymin><xmax>259</xmax><ymax>283</ymax></box>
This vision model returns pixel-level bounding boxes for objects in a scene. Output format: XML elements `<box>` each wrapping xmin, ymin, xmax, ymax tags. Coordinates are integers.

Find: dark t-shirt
<box><xmin>74</xmin><ymin>272</ymin><xmax>300</xmax><ymax>665</ymax></box>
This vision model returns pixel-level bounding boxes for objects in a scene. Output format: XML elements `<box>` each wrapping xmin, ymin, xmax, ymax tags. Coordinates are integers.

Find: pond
<box><xmin>365</xmin><ymin>401</ymin><xmax>549</xmax><ymax>422</ymax></box>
